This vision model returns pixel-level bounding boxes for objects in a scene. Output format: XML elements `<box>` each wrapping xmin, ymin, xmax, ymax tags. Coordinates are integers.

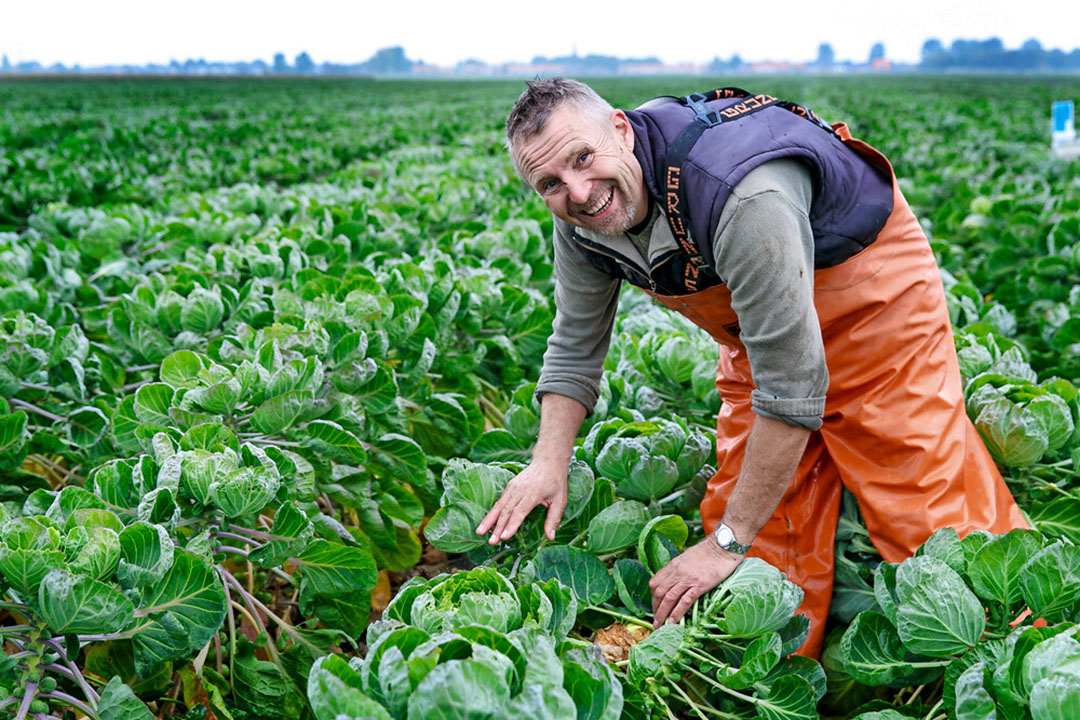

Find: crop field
<box><xmin>0</xmin><ymin>74</ymin><xmax>1079</xmax><ymax>719</ymax></box>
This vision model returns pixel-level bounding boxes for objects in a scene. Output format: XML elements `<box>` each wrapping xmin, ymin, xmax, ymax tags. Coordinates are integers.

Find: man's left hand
<box><xmin>649</xmin><ymin>539</ymin><xmax>744</xmax><ymax>628</ymax></box>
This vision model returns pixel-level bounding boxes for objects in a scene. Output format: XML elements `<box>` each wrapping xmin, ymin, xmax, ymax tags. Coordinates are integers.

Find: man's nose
<box><xmin>566</xmin><ymin>177</ymin><xmax>591</xmax><ymax>205</ymax></box>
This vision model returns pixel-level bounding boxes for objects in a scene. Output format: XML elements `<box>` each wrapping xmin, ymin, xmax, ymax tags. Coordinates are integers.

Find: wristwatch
<box><xmin>713</xmin><ymin>522</ymin><xmax>752</xmax><ymax>555</ymax></box>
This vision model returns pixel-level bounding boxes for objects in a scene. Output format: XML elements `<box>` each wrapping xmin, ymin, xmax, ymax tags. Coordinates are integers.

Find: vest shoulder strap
<box><xmin>660</xmin><ymin>88</ymin><xmax>837</xmax><ymax>293</ymax></box>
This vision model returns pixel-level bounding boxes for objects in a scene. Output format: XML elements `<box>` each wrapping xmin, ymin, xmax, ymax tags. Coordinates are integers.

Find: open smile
<box><xmin>580</xmin><ymin>187</ymin><xmax>614</xmax><ymax>219</ymax></box>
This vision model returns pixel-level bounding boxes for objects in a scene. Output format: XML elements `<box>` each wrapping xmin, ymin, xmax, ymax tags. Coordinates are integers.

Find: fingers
<box><xmin>653</xmin><ymin>582</ymin><xmax>690</xmax><ymax>628</ymax></box>
<box><xmin>475</xmin><ymin>496</ymin><xmax>505</xmax><ymax>536</ymax></box>
<box><xmin>667</xmin><ymin>586</ymin><xmax>699</xmax><ymax>625</ymax></box>
<box><xmin>544</xmin><ymin>494</ymin><xmax>567</xmax><ymax>541</ymax></box>
<box><xmin>474</xmin><ymin>488</ymin><xmax>543</xmax><ymax>545</ymax></box>
<box><xmin>493</xmin><ymin>502</ymin><xmax>531</xmax><ymax>544</ymax></box>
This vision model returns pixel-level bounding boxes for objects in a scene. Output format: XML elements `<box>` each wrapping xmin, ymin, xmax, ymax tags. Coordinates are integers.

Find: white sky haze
<box><xmin>3</xmin><ymin>0</ymin><xmax>1079</xmax><ymax>67</ymax></box>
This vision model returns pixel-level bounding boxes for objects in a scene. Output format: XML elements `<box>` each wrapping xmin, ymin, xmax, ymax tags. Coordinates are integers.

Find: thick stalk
<box><xmin>13</xmin><ymin>680</ymin><xmax>38</xmax><ymax>720</ymax></box>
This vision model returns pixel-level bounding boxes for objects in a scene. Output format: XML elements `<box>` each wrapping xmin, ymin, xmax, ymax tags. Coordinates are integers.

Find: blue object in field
<box><xmin>1053</xmin><ymin>102</ymin><xmax>1073</xmax><ymax>133</ymax></box>
<box><xmin>1052</xmin><ymin>101</ymin><xmax>1075</xmax><ymax>144</ymax></box>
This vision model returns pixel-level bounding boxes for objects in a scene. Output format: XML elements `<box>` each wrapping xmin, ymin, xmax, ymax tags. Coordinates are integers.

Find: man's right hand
<box><xmin>475</xmin><ymin>460</ymin><xmax>568</xmax><ymax>544</ymax></box>
<box><xmin>476</xmin><ymin>393</ymin><xmax>587</xmax><ymax>545</ymax></box>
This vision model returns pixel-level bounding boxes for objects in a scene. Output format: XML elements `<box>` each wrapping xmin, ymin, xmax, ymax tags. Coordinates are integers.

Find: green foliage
<box><xmin>839</xmin><ymin>529</ymin><xmax>1080</xmax><ymax>718</ymax></box>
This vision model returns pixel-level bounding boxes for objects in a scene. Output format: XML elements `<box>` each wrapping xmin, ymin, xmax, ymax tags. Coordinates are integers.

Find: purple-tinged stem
<box><xmin>13</xmin><ymin>680</ymin><xmax>38</xmax><ymax>720</ymax></box>
<box><xmin>41</xmin><ymin>638</ymin><xmax>99</xmax><ymax>704</ymax></box>
<box><xmin>217</xmin><ymin>545</ymin><xmax>250</xmax><ymax>558</ymax></box>
<box><xmin>9</xmin><ymin>399</ymin><xmax>66</xmax><ymax>424</ymax></box>
<box><xmin>220</xmin><ymin>524</ymin><xmax>275</xmax><ymax>541</ymax></box>
<box><xmin>213</xmin><ymin>531</ymin><xmax>263</xmax><ymax>547</ymax></box>
<box><xmin>40</xmin><ymin>691</ymin><xmax>97</xmax><ymax>718</ymax></box>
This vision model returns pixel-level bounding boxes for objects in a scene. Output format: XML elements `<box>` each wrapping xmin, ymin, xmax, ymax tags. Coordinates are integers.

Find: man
<box><xmin>475</xmin><ymin>78</ymin><xmax>1026</xmax><ymax>656</ymax></box>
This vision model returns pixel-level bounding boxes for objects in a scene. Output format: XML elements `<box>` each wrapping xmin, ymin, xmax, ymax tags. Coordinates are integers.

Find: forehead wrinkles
<box><xmin>518</xmin><ymin>133</ymin><xmax>577</xmax><ymax>185</ymax></box>
<box><xmin>518</xmin><ymin>120</ymin><xmax>609</xmax><ymax>186</ymax></box>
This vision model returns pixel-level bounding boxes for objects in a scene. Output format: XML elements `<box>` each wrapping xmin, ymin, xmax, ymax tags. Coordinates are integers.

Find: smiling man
<box><xmin>475</xmin><ymin>78</ymin><xmax>1027</xmax><ymax>656</ymax></box>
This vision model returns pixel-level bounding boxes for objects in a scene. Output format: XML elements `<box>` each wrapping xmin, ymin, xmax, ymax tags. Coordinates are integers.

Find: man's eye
<box><xmin>543</xmin><ymin>180</ymin><xmax>559</xmax><ymax>192</ymax></box>
<box><xmin>577</xmin><ymin>152</ymin><xmax>590</xmax><ymax>164</ymax></box>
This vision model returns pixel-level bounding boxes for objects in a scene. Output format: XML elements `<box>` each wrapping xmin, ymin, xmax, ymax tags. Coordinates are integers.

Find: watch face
<box><xmin>716</xmin><ymin>526</ymin><xmax>735</xmax><ymax>546</ymax></box>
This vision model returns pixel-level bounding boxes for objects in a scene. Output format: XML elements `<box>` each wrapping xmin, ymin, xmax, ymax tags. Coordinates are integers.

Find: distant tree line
<box><xmin>920</xmin><ymin>38</ymin><xmax>1080</xmax><ymax>71</ymax></box>
<box><xmin>2</xmin><ymin>38</ymin><xmax>1080</xmax><ymax>77</ymax></box>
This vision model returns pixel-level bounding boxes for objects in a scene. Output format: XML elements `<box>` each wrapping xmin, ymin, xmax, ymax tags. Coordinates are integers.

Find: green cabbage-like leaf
<box><xmin>894</xmin><ymin>556</ymin><xmax>985</xmax><ymax>657</ymax></box>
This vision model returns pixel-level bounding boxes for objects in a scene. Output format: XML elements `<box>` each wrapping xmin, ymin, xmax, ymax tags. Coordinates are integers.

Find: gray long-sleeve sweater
<box><xmin>535</xmin><ymin>157</ymin><xmax>829</xmax><ymax>431</ymax></box>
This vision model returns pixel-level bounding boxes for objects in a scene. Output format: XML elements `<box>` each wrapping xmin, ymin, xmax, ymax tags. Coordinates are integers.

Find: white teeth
<box><xmin>583</xmin><ymin>188</ymin><xmax>613</xmax><ymax>216</ymax></box>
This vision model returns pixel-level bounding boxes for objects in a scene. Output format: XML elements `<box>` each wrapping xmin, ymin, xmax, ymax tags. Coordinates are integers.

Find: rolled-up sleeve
<box><xmin>535</xmin><ymin>221</ymin><xmax>622</xmax><ymax>414</ymax></box>
<box><xmin>713</xmin><ymin>160</ymin><xmax>828</xmax><ymax>431</ymax></box>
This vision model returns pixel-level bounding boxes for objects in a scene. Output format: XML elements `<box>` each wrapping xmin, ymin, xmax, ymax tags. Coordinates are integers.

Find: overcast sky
<box><xmin>3</xmin><ymin>0</ymin><xmax>1078</xmax><ymax>67</ymax></box>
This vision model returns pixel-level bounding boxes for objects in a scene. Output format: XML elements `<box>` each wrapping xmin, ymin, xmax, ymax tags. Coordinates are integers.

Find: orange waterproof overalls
<box><xmin>651</xmin><ymin>124</ymin><xmax>1028</xmax><ymax>657</ymax></box>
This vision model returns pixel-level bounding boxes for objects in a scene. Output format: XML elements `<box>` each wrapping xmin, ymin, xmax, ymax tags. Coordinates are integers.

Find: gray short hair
<box><xmin>505</xmin><ymin>78</ymin><xmax>614</xmax><ymax>163</ymax></box>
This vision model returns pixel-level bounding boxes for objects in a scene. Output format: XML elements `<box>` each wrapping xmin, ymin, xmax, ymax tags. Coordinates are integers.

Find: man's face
<box><xmin>514</xmin><ymin>104</ymin><xmax>647</xmax><ymax>236</ymax></box>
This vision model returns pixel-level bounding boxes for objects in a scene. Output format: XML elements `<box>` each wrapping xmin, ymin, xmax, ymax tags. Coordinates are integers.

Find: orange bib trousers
<box><xmin>652</xmin><ymin>125</ymin><xmax>1027</xmax><ymax>657</ymax></box>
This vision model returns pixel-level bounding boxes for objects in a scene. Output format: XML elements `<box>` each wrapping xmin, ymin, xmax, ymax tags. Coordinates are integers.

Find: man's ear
<box><xmin>610</xmin><ymin>109</ymin><xmax>634</xmax><ymax>149</ymax></box>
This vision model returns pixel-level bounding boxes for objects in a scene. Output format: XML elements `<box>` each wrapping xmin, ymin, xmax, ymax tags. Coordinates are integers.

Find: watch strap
<box><xmin>714</xmin><ymin>522</ymin><xmax>752</xmax><ymax>554</ymax></box>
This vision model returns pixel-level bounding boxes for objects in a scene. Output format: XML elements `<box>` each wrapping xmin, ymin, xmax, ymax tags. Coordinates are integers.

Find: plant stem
<box><xmin>219</xmin><ymin>523</ymin><xmax>275</xmax><ymax>541</ymax></box>
<box><xmin>14</xmin><ymin>680</ymin><xmax>38</xmax><ymax>720</ymax></box>
<box><xmin>215</xmin><ymin>631</ymin><xmax>223</xmax><ymax>675</ymax></box>
<box><xmin>216</xmin><ymin>544</ymin><xmax>252</xmax><ymax>559</ymax></box>
<box><xmin>42</xmin><ymin>664</ymin><xmax>99</xmax><ymax>704</ymax></box>
<box><xmin>40</xmin><ymin>691</ymin><xmax>97</xmax><ymax>718</ymax></box>
<box><xmin>0</xmin><ymin>623</ymin><xmax>34</xmax><ymax>632</ymax></box>
<box><xmin>508</xmin><ymin>552</ymin><xmax>524</xmax><ymax>580</ymax></box>
<box><xmin>221</xmin><ymin>568</ymin><xmax>322</xmax><ymax>655</ymax></box>
<box><xmin>680</xmin><ymin>662</ymin><xmax>752</xmax><ymax>704</ymax></box>
<box><xmin>229</xmin><ymin>600</ymin><xmax>264</xmax><ymax>642</ymax></box>
<box><xmin>77</xmin><ymin>629</ymin><xmax>138</xmax><ymax>643</ymax></box>
<box><xmin>269</xmin><ymin>567</ymin><xmax>296</xmax><ymax>586</ymax></box>
<box><xmin>651</xmin><ymin>689</ymin><xmax>682</xmax><ymax>720</ymax></box>
<box><xmin>480</xmin><ymin>547</ymin><xmax>512</xmax><ymax>567</ymax></box>
<box><xmin>585</xmin><ymin>605</ymin><xmax>654</xmax><ymax>629</ymax></box>
<box><xmin>27</xmin><ymin>455</ymin><xmax>87</xmax><ymax>485</ymax></box>
<box><xmin>222</xmin><ymin>569</ymin><xmax>237</xmax><ymax>690</ymax></box>
<box><xmin>42</xmin><ymin>638</ymin><xmax>100</xmax><ymax>703</ymax></box>
<box><xmin>922</xmin><ymin>698</ymin><xmax>944</xmax><ymax>720</ymax></box>
<box><xmin>683</xmin><ymin>647</ymin><xmax>728</xmax><ymax>672</ymax></box>
<box><xmin>905</xmin><ymin>683</ymin><xmax>926</xmax><ymax>705</ymax></box>
<box><xmin>220</xmin><ymin>573</ymin><xmax>280</xmax><ymax>667</ymax></box>
<box><xmin>665</xmin><ymin>678</ymin><xmax>711</xmax><ymax>720</ymax></box>
<box><xmin>10</xmin><ymin>399</ymin><xmax>66</xmax><ymax>423</ymax></box>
